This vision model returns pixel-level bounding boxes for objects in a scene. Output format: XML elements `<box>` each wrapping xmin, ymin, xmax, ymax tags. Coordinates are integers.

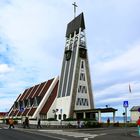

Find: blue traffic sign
<box><xmin>138</xmin><ymin>108</ymin><xmax>140</xmax><ymax>112</ymax></box>
<box><xmin>123</xmin><ymin>101</ymin><xmax>129</xmax><ymax>108</ymax></box>
<box><xmin>20</xmin><ymin>107</ymin><xmax>24</xmax><ymax>112</ymax></box>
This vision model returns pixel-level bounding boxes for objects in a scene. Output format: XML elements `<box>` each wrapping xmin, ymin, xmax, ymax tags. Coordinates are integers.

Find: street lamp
<box><xmin>105</xmin><ymin>105</ymin><xmax>110</xmax><ymax>108</ymax></box>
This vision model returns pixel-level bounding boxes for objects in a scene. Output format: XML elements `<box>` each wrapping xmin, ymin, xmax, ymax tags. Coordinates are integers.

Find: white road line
<box><xmin>39</xmin><ymin>130</ymin><xmax>63</xmax><ymax>132</ymax></box>
<box><xmin>18</xmin><ymin>129</ymin><xmax>107</xmax><ymax>139</ymax></box>
<box><xmin>40</xmin><ymin>130</ymin><xmax>104</xmax><ymax>139</ymax></box>
<box><xmin>99</xmin><ymin>133</ymin><xmax>107</xmax><ymax>136</ymax></box>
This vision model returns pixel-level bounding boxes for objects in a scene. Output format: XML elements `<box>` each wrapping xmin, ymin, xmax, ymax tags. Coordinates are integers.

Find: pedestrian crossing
<box><xmin>39</xmin><ymin>130</ymin><xmax>106</xmax><ymax>139</ymax></box>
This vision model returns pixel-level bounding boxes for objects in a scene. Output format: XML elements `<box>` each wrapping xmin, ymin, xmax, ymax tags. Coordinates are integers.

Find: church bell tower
<box><xmin>56</xmin><ymin>12</ymin><xmax>94</xmax><ymax>119</ymax></box>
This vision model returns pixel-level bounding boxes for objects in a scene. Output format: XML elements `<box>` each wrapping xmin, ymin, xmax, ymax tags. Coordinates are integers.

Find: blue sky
<box><xmin>0</xmin><ymin>0</ymin><xmax>140</xmax><ymax>117</ymax></box>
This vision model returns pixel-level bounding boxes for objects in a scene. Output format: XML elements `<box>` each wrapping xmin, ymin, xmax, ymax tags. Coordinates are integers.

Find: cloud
<box><xmin>101</xmin><ymin>43</ymin><xmax>140</xmax><ymax>73</ymax></box>
<box><xmin>92</xmin><ymin>42</ymin><xmax>140</xmax><ymax>86</ymax></box>
<box><xmin>0</xmin><ymin>97</ymin><xmax>15</xmax><ymax>111</ymax></box>
<box><xmin>92</xmin><ymin>42</ymin><xmax>140</xmax><ymax>115</ymax></box>
<box><xmin>0</xmin><ymin>64</ymin><xmax>14</xmax><ymax>73</ymax></box>
<box><xmin>0</xmin><ymin>0</ymin><xmax>140</xmax><ymax>116</ymax></box>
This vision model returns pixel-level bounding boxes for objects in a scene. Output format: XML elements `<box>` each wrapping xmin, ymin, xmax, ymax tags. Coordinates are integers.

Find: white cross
<box><xmin>72</xmin><ymin>2</ymin><xmax>78</xmax><ymax>18</ymax></box>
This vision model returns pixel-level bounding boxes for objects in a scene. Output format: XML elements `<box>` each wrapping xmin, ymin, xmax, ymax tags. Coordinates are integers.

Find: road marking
<box><xmin>39</xmin><ymin>129</ymin><xmax>63</xmax><ymax>132</ymax></box>
<box><xmin>16</xmin><ymin>128</ymin><xmax>107</xmax><ymax>139</ymax></box>
<box><xmin>39</xmin><ymin>134</ymin><xmax>67</xmax><ymax>140</ymax></box>
<box><xmin>84</xmin><ymin>133</ymin><xmax>106</xmax><ymax>140</ymax></box>
<box><xmin>99</xmin><ymin>133</ymin><xmax>106</xmax><ymax>136</ymax></box>
<box><xmin>40</xmin><ymin>130</ymin><xmax>105</xmax><ymax>139</ymax></box>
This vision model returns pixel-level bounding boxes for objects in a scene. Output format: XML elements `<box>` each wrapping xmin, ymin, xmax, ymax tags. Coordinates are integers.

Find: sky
<box><xmin>0</xmin><ymin>0</ymin><xmax>140</xmax><ymax>117</ymax></box>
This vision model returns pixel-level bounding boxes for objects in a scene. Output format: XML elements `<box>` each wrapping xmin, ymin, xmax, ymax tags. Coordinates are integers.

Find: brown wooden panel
<box><xmin>39</xmin><ymin>78</ymin><xmax>54</xmax><ymax>97</ymax></box>
<box><xmin>22</xmin><ymin>108</ymin><xmax>30</xmax><ymax>116</ymax></box>
<box><xmin>40</xmin><ymin>82</ymin><xmax>58</xmax><ymax>114</ymax></box>
<box><xmin>19</xmin><ymin>89</ymin><xmax>28</xmax><ymax>101</ymax></box>
<box><xmin>27</xmin><ymin>85</ymin><xmax>39</xmax><ymax>99</ymax></box>
<box><xmin>25</xmin><ymin>87</ymin><xmax>34</xmax><ymax>100</ymax></box>
<box><xmin>28</xmin><ymin>108</ymin><xmax>37</xmax><ymax>116</ymax></box>
<box><xmin>32</xmin><ymin>82</ymin><xmax>46</xmax><ymax>98</ymax></box>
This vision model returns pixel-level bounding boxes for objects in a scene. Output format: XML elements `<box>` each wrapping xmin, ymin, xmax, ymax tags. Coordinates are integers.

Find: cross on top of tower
<box><xmin>72</xmin><ymin>2</ymin><xmax>78</xmax><ymax>18</ymax></box>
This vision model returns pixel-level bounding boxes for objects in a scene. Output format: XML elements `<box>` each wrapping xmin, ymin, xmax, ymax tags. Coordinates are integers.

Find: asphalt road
<box><xmin>0</xmin><ymin>125</ymin><xmax>140</xmax><ymax>140</ymax></box>
<box><xmin>0</xmin><ymin>128</ymin><xmax>57</xmax><ymax>140</ymax></box>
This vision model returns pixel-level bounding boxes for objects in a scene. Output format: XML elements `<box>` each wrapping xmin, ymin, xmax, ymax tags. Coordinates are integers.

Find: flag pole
<box><xmin>129</xmin><ymin>84</ymin><xmax>132</xmax><ymax>93</ymax></box>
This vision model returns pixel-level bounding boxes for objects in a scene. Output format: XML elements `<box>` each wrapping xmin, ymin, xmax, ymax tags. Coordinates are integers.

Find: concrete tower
<box><xmin>56</xmin><ymin>13</ymin><xmax>94</xmax><ymax>119</ymax></box>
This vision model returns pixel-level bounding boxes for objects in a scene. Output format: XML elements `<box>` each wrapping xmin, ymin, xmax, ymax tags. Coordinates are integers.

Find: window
<box><xmin>63</xmin><ymin>114</ymin><xmax>67</xmax><ymax>120</ymax></box>
<box><xmin>76</xmin><ymin>98</ymin><xmax>89</xmax><ymax>106</ymax></box>
<box><xmin>78</xmin><ymin>85</ymin><xmax>87</xmax><ymax>94</ymax></box>
<box><xmin>78</xmin><ymin>85</ymin><xmax>81</xmax><ymax>93</ymax></box>
<box><xmin>81</xmin><ymin>61</ymin><xmax>84</xmax><ymax>69</ymax></box>
<box><xmin>27</xmin><ymin>99</ymin><xmax>31</xmax><ymax>107</ymax></box>
<box><xmin>80</xmin><ymin>73</ymin><xmax>85</xmax><ymax>81</ymax></box>
<box><xmin>58</xmin><ymin>114</ymin><xmax>62</xmax><ymax>120</ymax></box>
<box><xmin>37</xmin><ymin>96</ymin><xmax>41</xmax><ymax>105</ymax></box>
<box><xmin>19</xmin><ymin>101</ymin><xmax>23</xmax><ymax>109</ymax></box>
<box><xmin>30</xmin><ymin>98</ymin><xmax>34</xmax><ymax>106</ymax></box>
<box><xmin>54</xmin><ymin>114</ymin><xmax>57</xmax><ymax>120</ymax></box>
<box><xmin>24</xmin><ymin>100</ymin><xmax>28</xmax><ymax>107</ymax></box>
<box><xmin>33</xmin><ymin>97</ymin><xmax>38</xmax><ymax>107</ymax></box>
<box><xmin>14</xmin><ymin>102</ymin><xmax>18</xmax><ymax>109</ymax></box>
<box><xmin>76</xmin><ymin>98</ymin><xmax>80</xmax><ymax>105</ymax></box>
<box><xmin>22</xmin><ymin>101</ymin><xmax>25</xmax><ymax>108</ymax></box>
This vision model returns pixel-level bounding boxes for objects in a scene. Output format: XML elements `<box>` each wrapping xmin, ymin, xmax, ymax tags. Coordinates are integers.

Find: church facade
<box><xmin>8</xmin><ymin>13</ymin><xmax>95</xmax><ymax>120</ymax></box>
<box><xmin>56</xmin><ymin>13</ymin><xmax>94</xmax><ymax>119</ymax></box>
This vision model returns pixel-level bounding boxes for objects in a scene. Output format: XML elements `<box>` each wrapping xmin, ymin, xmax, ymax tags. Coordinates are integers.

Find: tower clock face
<box><xmin>65</xmin><ymin>50</ymin><xmax>72</xmax><ymax>61</ymax></box>
<box><xmin>79</xmin><ymin>48</ymin><xmax>87</xmax><ymax>58</ymax></box>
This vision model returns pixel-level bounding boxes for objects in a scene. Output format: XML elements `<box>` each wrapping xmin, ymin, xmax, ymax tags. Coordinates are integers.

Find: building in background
<box><xmin>130</xmin><ymin>106</ymin><xmax>140</xmax><ymax>122</ymax></box>
<box><xmin>0</xmin><ymin>112</ymin><xmax>7</xmax><ymax>119</ymax></box>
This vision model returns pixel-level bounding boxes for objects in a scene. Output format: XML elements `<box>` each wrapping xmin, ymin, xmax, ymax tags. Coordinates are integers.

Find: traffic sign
<box><xmin>138</xmin><ymin>108</ymin><xmax>140</xmax><ymax>112</ymax></box>
<box><xmin>123</xmin><ymin>101</ymin><xmax>129</xmax><ymax>108</ymax></box>
<box><xmin>20</xmin><ymin>107</ymin><xmax>24</xmax><ymax>112</ymax></box>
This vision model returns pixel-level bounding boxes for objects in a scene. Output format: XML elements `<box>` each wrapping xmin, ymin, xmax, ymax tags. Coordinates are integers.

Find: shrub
<box><xmin>47</xmin><ymin>118</ymin><xmax>57</xmax><ymax>121</ymax></box>
<box><xmin>64</xmin><ymin>118</ymin><xmax>77</xmax><ymax>121</ymax></box>
<box><xmin>127</xmin><ymin>123</ymin><xmax>137</xmax><ymax>127</ymax></box>
<box><xmin>83</xmin><ymin>121</ymin><xmax>102</xmax><ymax>128</ymax></box>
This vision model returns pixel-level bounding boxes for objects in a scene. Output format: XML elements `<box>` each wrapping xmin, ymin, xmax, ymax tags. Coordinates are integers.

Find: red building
<box><xmin>0</xmin><ymin>112</ymin><xmax>7</xmax><ymax>119</ymax></box>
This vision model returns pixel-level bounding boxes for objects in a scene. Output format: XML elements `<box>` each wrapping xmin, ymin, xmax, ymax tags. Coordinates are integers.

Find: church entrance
<box><xmin>76</xmin><ymin>113</ymin><xmax>84</xmax><ymax>119</ymax></box>
<box><xmin>76</xmin><ymin>112</ymin><xmax>96</xmax><ymax>120</ymax></box>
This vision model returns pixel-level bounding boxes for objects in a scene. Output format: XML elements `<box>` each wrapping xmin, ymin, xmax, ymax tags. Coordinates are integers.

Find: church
<box><xmin>8</xmin><ymin>12</ymin><xmax>117</xmax><ymax>122</ymax></box>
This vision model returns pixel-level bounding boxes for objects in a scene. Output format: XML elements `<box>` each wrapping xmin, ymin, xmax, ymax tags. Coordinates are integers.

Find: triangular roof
<box><xmin>66</xmin><ymin>12</ymin><xmax>85</xmax><ymax>37</ymax></box>
<box><xmin>8</xmin><ymin>77</ymin><xmax>59</xmax><ymax>118</ymax></box>
<box><xmin>130</xmin><ymin>106</ymin><xmax>140</xmax><ymax>111</ymax></box>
